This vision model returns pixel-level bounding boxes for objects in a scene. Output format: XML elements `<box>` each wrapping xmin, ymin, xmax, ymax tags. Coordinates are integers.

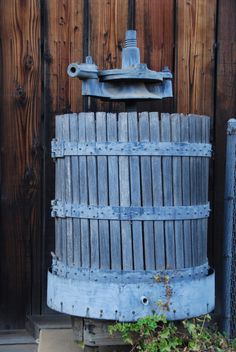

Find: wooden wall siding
<box><xmin>176</xmin><ymin>0</ymin><xmax>216</xmax><ymax>116</ymax></box>
<box><xmin>135</xmin><ymin>0</ymin><xmax>175</xmax><ymax>112</ymax></box>
<box><xmin>0</xmin><ymin>0</ymin><xmax>41</xmax><ymax>328</ymax></box>
<box><xmin>0</xmin><ymin>0</ymin><xmax>234</xmax><ymax>328</ymax></box>
<box><xmin>214</xmin><ymin>0</ymin><xmax>236</xmax><ymax>314</ymax></box>
<box><xmin>89</xmin><ymin>0</ymin><xmax>129</xmax><ymax>112</ymax></box>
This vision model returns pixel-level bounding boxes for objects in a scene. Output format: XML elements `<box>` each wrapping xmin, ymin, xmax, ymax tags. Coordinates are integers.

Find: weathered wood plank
<box><xmin>214</xmin><ymin>0</ymin><xmax>236</xmax><ymax>312</ymax></box>
<box><xmin>96</xmin><ymin>112</ymin><xmax>110</xmax><ymax>269</ymax></box>
<box><xmin>0</xmin><ymin>0</ymin><xmax>42</xmax><ymax>325</ymax></box>
<box><xmin>135</xmin><ymin>0</ymin><xmax>174</xmax><ymax>112</ymax></box>
<box><xmin>78</xmin><ymin>113</ymin><xmax>90</xmax><ymax>268</ymax></box>
<box><xmin>70</xmin><ymin>114</ymin><xmax>81</xmax><ymax>266</ymax></box>
<box><xmin>83</xmin><ymin>319</ymin><xmax>126</xmax><ymax>346</ymax></box>
<box><xmin>176</xmin><ymin>0</ymin><xmax>216</xmax><ymax>115</ymax></box>
<box><xmin>171</xmin><ymin>114</ymin><xmax>184</xmax><ymax>268</ymax></box>
<box><xmin>63</xmin><ymin>115</ymin><xmax>73</xmax><ymax>265</ymax></box>
<box><xmin>86</xmin><ymin>113</ymin><xmax>99</xmax><ymax>269</ymax></box>
<box><xmin>118</xmin><ymin>113</ymin><xmax>133</xmax><ymax>270</ymax></box>
<box><xmin>55</xmin><ymin>116</ymin><xmax>64</xmax><ymax>261</ymax></box>
<box><xmin>44</xmin><ymin>0</ymin><xmax>84</xmax><ymax>114</ymax></box>
<box><xmin>161</xmin><ymin>113</ymin><xmax>175</xmax><ymax>269</ymax></box>
<box><xmin>150</xmin><ymin>112</ymin><xmax>165</xmax><ymax>269</ymax></box>
<box><xmin>89</xmin><ymin>0</ymin><xmax>129</xmax><ymax>112</ymax></box>
<box><xmin>201</xmin><ymin>116</ymin><xmax>210</xmax><ymax>264</ymax></box>
<box><xmin>189</xmin><ymin>115</ymin><xmax>198</xmax><ymax>266</ymax></box>
<box><xmin>42</xmin><ymin>0</ymin><xmax>84</xmax><ymax>313</ymax></box>
<box><xmin>195</xmin><ymin>116</ymin><xmax>204</xmax><ymax>265</ymax></box>
<box><xmin>180</xmin><ymin>115</ymin><xmax>192</xmax><ymax>267</ymax></box>
<box><xmin>128</xmin><ymin>112</ymin><xmax>144</xmax><ymax>270</ymax></box>
<box><xmin>107</xmin><ymin>113</ymin><xmax>122</xmax><ymax>270</ymax></box>
<box><xmin>139</xmin><ymin>112</ymin><xmax>155</xmax><ymax>270</ymax></box>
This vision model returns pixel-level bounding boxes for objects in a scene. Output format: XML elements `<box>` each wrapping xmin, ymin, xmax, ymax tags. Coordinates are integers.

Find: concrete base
<box><xmin>38</xmin><ymin>329</ymin><xmax>81</xmax><ymax>352</ymax></box>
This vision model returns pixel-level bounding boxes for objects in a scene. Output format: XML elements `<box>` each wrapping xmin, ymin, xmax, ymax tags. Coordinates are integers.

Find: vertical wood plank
<box><xmin>201</xmin><ymin>116</ymin><xmax>210</xmax><ymax>264</ymax></box>
<box><xmin>171</xmin><ymin>114</ymin><xmax>184</xmax><ymax>268</ymax></box>
<box><xmin>135</xmin><ymin>0</ymin><xmax>174</xmax><ymax>112</ymax></box>
<box><xmin>86</xmin><ymin>113</ymin><xmax>99</xmax><ymax>269</ymax></box>
<box><xmin>0</xmin><ymin>0</ymin><xmax>42</xmax><ymax>326</ymax></box>
<box><xmin>189</xmin><ymin>115</ymin><xmax>198</xmax><ymax>266</ymax></box>
<box><xmin>128</xmin><ymin>112</ymin><xmax>144</xmax><ymax>270</ymax></box>
<box><xmin>96</xmin><ymin>112</ymin><xmax>110</xmax><ymax>269</ymax></box>
<box><xmin>176</xmin><ymin>0</ymin><xmax>216</xmax><ymax>116</ymax></box>
<box><xmin>195</xmin><ymin>115</ymin><xmax>204</xmax><ymax>265</ymax></box>
<box><xmin>214</xmin><ymin>0</ymin><xmax>236</xmax><ymax>313</ymax></box>
<box><xmin>118</xmin><ymin>113</ymin><xmax>133</xmax><ymax>270</ymax></box>
<box><xmin>139</xmin><ymin>112</ymin><xmax>155</xmax><ymax>270</ymax></box>
<box><xmin>161</xmin><ymin>113</ymin><xmax>176</xmax><ymax>269</ymax></box>
<box><xmin>55</xmin><ymin>116</ymin><xmax>64</xmax><ymax>261</ymax></box>
<box><xmin>70</xmin><ymin>114</ymin><xmax>81</xmax><ymax>267</ymax></box>
<box><xmin>78</xmin><ymin>113</ymin><xmax>90</xmax><ymax>268</ymax></box>
<box><xmin>150</xmin><ymin>112</ymin><xmax>165</xmax><ymax>270</ymax></box>
<box><xmin>63</xmin><ymin>115</ymin><xmax>73</xmax><ymax>265</ymax></box>
<box><xmin>89</xmin><ymin>0</ymin><xmax>129</xmax><ymax>112</ymax></box>
<box><xmin>107</xmin><ymin>113</ymin><xmax>122</xmax><ymax>270</ymax></box>
<box><xmin>180</xmin><ymin>115</ymin><xmax>192</xmax><ymax>267</ymax></box>
<box><xmin>42</xmin><ymin>0</ymin><xmax>84</xmax><ymax>313</ymax></box>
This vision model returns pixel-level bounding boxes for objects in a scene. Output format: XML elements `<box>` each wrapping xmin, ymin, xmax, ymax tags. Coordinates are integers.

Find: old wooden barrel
<box><xmin>47</xmin><ymin>112</ymin><xmax>215</xmax><ymax>321</ymax></box>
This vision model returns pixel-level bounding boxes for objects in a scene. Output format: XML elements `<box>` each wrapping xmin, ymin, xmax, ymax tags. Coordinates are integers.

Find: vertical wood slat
<box><xmin>118</xmin><ymin>113</ymin><xmax>133</xmax><ymax>270</ymax></box>
<box><xmin>96</xmin><ymin>112</ymin><xmax>110</xmax><ymax>269</ymax></box>
<box><xmin>58</xmin><ymin>116</ymin><xmax>66</xmax><ymax>264</ymax></box>
<box><xmin>189</xmin><ymin>115</ymin><xmax>198</xmax><ymax>266</ymax></box>
<box><xmin>150</xmin><ymin>112</ymin><xmax>165</xmax><ymax>269</ymax></box>
<box><xmin>181</xmin><ymin>115</ymin><xmax>192</xmax><ymax>267</ymax></box>
<box><xmin>55</xmin><ymin>116</ymin><xmax>63</xmax><ymax>261</ymax></box>
<box><xmin>139</xmin><ymin>112</ymin><xmax>155</xmax><ymax>269</ymax></box>
<box><xmin>107</xmin><ymin>113</ymin><xmax>122</xmax><ymax>270</ymax></box>
<box><xmin>202</xmin><ymin>116</ymin><xmax>210</xmax><ymax>264</ymax></box>
<box><xmin>128</xmin><ymin>112</ymin><xmax>144</xmax><ymax>270</ymax></box>
<box><xmin>171</xmin><ymin>114</ymin><xmax>184</xmax><ymax>268</ymax></box>
<box><xmin>195</xmin><ymin>116</ymin><xmax>204</xmax><ymax>265</ymax></box>
<box><xmin>86</xmin><ymin>113</ymin><xmax>99</xmax><ymax>269</ymax></box>
<box><xmin>78</xmin><ymin>113</ymin><xmax>90</xmax><ymax>268</ymax></box>
<box><xmin>63</xmin><ymin>115</ymin><xmax>73</xmax><ymax>265</ymax></box>
<box><xmin>70</xmin><ymin>114</ymin><xmax>81</xmax><ymax>267</ymax></box>
<box><xmin>161</xmin><ymin>113</ymin><xmax>176</xmax><ymax>269</ymax></box>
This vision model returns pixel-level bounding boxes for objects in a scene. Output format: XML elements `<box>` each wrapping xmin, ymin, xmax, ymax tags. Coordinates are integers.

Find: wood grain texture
<box><xmin>0</xmin><ymin>0</ymin><xmax>41</xmax><ymax>327</ymax></box>
<box><xmin>213</xmin><ymin>0</ymin><xmax>236</xmax><ymax>315</ymax></box>
<box><xmin>135</xmin><ymin>0</ymin><xmax>174</xmax><ymax>112</ymax></box>
<box><xmin>89</xmin><ymin>0</ymin><xmax>129</xmax><ymax>112</ymax></box>
<box><xmin>42</xmin><ymin>0</ymin><xmax>84</xmax><ymax>313</ymax></box>
<box><xmin>176</xmin><ymin>0</ymin><xmax>216</xmax><ymax>116</ymax></box>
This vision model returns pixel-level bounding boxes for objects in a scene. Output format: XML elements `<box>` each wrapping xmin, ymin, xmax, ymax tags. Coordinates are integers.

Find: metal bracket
<box><xmin>51</xmin><ymin>140</ymin><xmax>212</xmax><ymax>158</ymax></box>
<box><xmin>227</xmin><ymin>119</ymin><xmax>236</xmax><ymax>135</ymax></box>
<box><xmin>51</xmin><ymin>201</ymin><xmax>210</xmax><ymax>220</ymax></box>
<box><xmin>51</xmin><ymin>259</ymin><xmax>210</xmax><ymax>282</ymax></box>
